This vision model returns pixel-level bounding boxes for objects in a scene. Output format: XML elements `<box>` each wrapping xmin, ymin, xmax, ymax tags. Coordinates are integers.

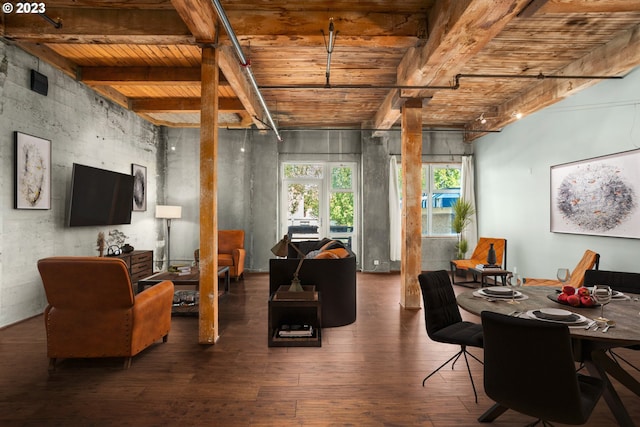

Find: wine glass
<box><xmin>507</xmin><ymin>273</ymin><xmax>522</xmax><ymax>304</ymax></box>
<box><xmin>556</xmin><ymin>268</ymin><xmax>571</xmax><ymax>284</ymax></box>
<box><xmin>592</xmin><ymin>285</ymin><xmax>612</xmax><ymax>322</ymax></box>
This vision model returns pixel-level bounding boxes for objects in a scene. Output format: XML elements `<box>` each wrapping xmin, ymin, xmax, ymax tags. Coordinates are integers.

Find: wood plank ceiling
<box><xmin>2</xmin><ymin>0</ymin><xmax>640</xmax><ymax>141</ymax></box>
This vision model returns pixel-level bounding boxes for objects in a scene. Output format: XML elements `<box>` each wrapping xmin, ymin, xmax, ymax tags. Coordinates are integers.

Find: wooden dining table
<box><xmin>457</xmin><ymin>285</ymin><xmax>640</xmax><ymax>427</ymax></box>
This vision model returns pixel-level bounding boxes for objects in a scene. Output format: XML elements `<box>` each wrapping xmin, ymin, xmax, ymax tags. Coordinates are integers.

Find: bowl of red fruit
<box><xmin>547</xmin><ymin>285</ymin><xmax>599</xmax><ymax>308</ymax></box>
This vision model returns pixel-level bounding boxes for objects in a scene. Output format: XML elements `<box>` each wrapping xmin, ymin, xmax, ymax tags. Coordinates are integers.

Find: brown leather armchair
<box><xmin>37</xmin><ymin>257</ymin><xmax>174</xmax><ymax>370</ymax></box>
<box><xmin>218</xmin><ymin>229</ymin><xmax>246</xmax><ymax>280</ymax></box>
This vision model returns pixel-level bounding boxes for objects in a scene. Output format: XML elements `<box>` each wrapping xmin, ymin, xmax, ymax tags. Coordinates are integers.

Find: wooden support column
<box><xmin>400</xmin><ymin>98</ymin><xmax>423</xmax><ymax>309</ymax></box>
<box><xmin>199</xmin><ymin>45</ymin><xmax>219</xmax><ymax>344</ymax></box>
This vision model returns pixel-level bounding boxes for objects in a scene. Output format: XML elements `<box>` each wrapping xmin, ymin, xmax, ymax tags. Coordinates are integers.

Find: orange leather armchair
<box><xmin>37</xmin><ymin>257</ymin><xmax>174</xmax><ymax>370</ymax></box>
<box><xmin>218</xmin><ymin>229</ymin><xmax>246</xmax><ymax>281</ymax></box>
<box><xmin>450</xmin><ymin>237</ymin><xmax>507</xmax><ymax>284</ymax></box>
<box><xmin>524</xmin><ymin>249</ymin><xmax>600</xmax><ymax>287</ymax></box>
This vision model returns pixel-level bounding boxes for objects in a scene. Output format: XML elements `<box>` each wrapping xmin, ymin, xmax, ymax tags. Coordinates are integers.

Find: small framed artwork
<box><xmin>14</xmin><ymin>131</ymin><xmax>51</xmax><ymax>210</ymax></box>
<box><xmin>550</xmin><ymin>148</ymin><xmax>640</xmax><ymax>239</ymax></box>
<box><xmin>132</xmin><ymin>163</ymin><xmax>147</xmax><ymax>211</ymax></box>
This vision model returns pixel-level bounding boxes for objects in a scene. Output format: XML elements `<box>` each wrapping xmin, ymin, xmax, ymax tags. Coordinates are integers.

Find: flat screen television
<box><xmin>68</xmin><ymin>163</ymin><xmax>134</xmax><ymax>227</ymax></box>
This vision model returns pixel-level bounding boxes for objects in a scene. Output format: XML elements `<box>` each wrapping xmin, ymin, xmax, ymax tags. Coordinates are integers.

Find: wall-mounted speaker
<box><xmin>30</xmin><ymin>70</ymin><xmax>48</xmax><ymax>96</ymax></box>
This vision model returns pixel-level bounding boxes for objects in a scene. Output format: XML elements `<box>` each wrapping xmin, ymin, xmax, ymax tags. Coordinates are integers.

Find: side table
<box><xmin>268</xmin><ymin>286</ymin><xmax>322</xmax><ymax>347</ymax></box>
<box><xmin>467</xmin><ymin>266</ymin><xmax>511</xmax><ymax>288</ymax></box>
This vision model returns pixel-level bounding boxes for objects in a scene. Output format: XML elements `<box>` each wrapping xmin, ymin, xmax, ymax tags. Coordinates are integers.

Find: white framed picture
<box><xmin>14</xmin><ymin>132</ymin><xmax>51</xmax><ymax>210</ymax></box>
<box><xmin>550</xmin><ymin>149</ymin><xmax>640</xmax><ymax>239</ymax></box>
<box><xmin>132</xmin><ymin>163</ymin><xmax>147</xmax><ymax>211</ymax></box>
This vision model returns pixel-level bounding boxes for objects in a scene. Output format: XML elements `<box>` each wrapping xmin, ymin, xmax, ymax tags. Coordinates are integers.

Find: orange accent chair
<box><xmin>218</xmin><ymin>229</ymin><xmax>246</xmax><ymax>281</ymax></box>
<box><xmin>37</xmin><ymin>257</ymin><xmax>174</xmax><ymax>370</ymax></box>
<box><xmin>450</xmin><ymin>237</ymin><xmax>507</xmax><ymax>285</ymax></box>
<box><xmin>524</xmin><ymin>250</ymin><xmax>600</xmax><ymax>287</ymax></box>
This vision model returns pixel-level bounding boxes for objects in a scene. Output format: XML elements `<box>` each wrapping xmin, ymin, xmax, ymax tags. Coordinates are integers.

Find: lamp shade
<box><xmin>155</xmin><ymin>205</ymin><xmax>182</xmax><ymax>219</ymax></box>
<box><xmin>270</xmin><ymin>235</ymin><xmax>290</xmax><ymax>257</ymax></box>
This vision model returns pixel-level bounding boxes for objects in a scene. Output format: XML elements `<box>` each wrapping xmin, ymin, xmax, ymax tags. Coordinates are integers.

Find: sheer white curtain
<box><xmin>461</xmin><ymin>155</ymin><xmax>478</xmax><ymax>251</ymax></box>
<box><xmin>389</xmin><ymin>156</ymin><xmax>402</xmax><ymax>261</ymax></box>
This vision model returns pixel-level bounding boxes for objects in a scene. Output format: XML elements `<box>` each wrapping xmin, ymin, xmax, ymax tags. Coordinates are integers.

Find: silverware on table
<box><xmin>603</xmin><ymin>320</ymin><xmax>616</xmax><ymax>333</ymax></box>
<box><xmin>584</xmin><ymin>320</ymin><xmax>596</xmax><ymax>330</ymax></box>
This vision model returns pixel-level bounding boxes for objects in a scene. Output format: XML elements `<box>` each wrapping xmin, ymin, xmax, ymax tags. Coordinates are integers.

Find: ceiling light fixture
<box><xmin>322</xmin><ymin>18</ymin><xmax>338</xmax><ymax>88</ymax></box>
<box><xmin>477</xmin><ymin>113</ymin><xmax>487</xmax><ymax>124</ymax></box>
<box><xmin>512</xmin><ymin>111</ymin><xmax>523</xmax><ymax>119</ymax></box>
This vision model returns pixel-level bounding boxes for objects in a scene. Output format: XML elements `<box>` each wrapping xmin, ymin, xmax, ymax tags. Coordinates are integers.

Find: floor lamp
<box><xmin>156</xmin><ymin>205</ymin><xmax>182</xmax><ymax>269</ymax></box>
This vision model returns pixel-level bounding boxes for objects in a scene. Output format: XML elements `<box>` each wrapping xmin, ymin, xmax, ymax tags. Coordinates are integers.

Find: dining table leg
<box><xmin>585</xmin><ymin>349</ymin><xmax>636</xmax><ymax>427</ymax></box>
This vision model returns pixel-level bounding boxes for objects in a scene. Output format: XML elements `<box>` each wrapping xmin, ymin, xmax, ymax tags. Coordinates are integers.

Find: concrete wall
<box><xmin>0</xmin><ymin>42</ymin><xmax>163</xmax><ymax>327</ymax></box>
<box><xmin>167</xmin><ymin>127</ymin><xmax>471</xmax><ymax>274</ymax></box>
<box><xmin>474</xmin><ymin>65</ymin><xmax>640</xmax><ymax>278</ymax></box>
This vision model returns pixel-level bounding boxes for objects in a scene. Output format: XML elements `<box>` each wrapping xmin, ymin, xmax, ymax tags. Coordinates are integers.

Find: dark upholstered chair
<box><xmin>418</xmin><ymin>270</ymin><xmax>484</xmax><ymax>402</ymax></box>
<box><xmin>479</xmin><ymin>311</ymin><xmax>604</xmax><ymax>426</ymax></box>
<box><xmin>269</xmin><ymin>240</ymin><xmax>356</xmax><ymax>327</ymax></box>
<box><xmin>584</xmin><ymin>269</ymin><xmax>640</xmax><ymax>372</ymax></box>
<box><xmin>37</xmin><ymin>257</ymin><xmax>174</xmax><ymax>370</ymax></box>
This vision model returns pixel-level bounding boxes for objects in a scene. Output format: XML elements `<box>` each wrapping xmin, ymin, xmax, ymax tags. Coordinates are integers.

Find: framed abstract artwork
<box><xmin>132</xmin><ymin>163</ymin><xmax>147</xmax><ymax>211</ymax></box>
<box><xmin>550</xmin><ymin>149</ymin><xmax>640</xmax><ymax>238</ymax></box>
<box><xmin>14</xmin><ymin>132</ymin><xmax>51</xmax><ymax>210</ymax></box>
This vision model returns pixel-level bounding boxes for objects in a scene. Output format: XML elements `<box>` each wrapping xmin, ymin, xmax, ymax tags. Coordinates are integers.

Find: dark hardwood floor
<box><xmin>1</xmin><ymin>272</ymin><xmax>638</xmax><ymax>426</ymax></box>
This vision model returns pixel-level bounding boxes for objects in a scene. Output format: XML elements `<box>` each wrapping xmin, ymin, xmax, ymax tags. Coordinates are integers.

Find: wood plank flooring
<box><xmin>1</xmin><ymin>272</ymin><xmax>639</xmax><ymax>426</ymax></box>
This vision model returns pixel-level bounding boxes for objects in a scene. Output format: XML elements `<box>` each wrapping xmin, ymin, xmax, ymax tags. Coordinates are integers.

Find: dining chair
<box><xmin>479</xmin><ymin>311</ymin><xmax>604</xmax><ymax>426</ymax></box>
<box><xmin>584</xmin><ymin>269</ymin><xmax>640</xmax><ymax>372</ymax></box>
<box><xmin>417</xmin><ymin>270</ymin><xmax>484</xmax><ymax>403</ymax></box>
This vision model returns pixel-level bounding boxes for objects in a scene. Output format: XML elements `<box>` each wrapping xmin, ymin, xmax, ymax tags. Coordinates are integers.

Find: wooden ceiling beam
<box><xmin>170</xmin><ymin>0</ymin><xmax>218</xmax><ymax>43</ymax></box>
<box><xmin>226</xmin><ymin>11</ymin><xmax>427</xmax><ymax>38</ymax></box>
<box><xmin>130</xmin><ymin>97</ymin><xmax>245</xmax><ymax>113</ymax></box>
<box><xmin>79</xmin><ymin>66</ymin><xmax>216</xmax><ymax>85</ymax></box>
<box><xmin>13</xmin><ymin>42</ymin><xmax>79</xmax><ymax>78</ymax></box>
<box><xmin>231</xmin><ymin>35</ymin><xmax>419</xmax><ymax>49</ymax></box>
<box><xmin>400</xmin><ymin>0</ymin><xmax>528</xmax><ymax>87</ymax></box>
<box><xmin>2</xmin><ymin>8</ymin><xmax>194</xmax><ymax>44</ymax></box>
<box><xmin>373</xmin><ymin>0</ymin><xmax>527</xmax><ymax>130</ymax></box>
<box><xmin>466</xmin><ymin>22</ymin><xmax>640</xmax><ymax>141</ymax></box>
<box><xmin>89</xmin><ymin>85</ymin><xmax>130</xmax><ymax>109</ymax></box>
<box><xmin>540</xmin><ymin>0</ymin><xmax>640</xmax><ymax>14</ymax></box>
<box><xmin>217</xmin><ymin>45</ymin><xmax>267</xmax><ymax>130</ymax></box>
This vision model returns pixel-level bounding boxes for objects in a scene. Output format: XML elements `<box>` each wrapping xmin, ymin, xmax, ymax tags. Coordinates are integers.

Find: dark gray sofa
<box><xmin>269</xmin><ymin>239</ymin><xmax>356</xmax><ymax>327</ymax></box>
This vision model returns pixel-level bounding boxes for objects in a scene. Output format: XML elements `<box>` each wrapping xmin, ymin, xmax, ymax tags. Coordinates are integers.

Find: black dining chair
<box><xmin>417</xmin><ymin>270</ymin><xmax>484</xmax><ymax>403</ymax></box>
<box><xmin>584</xmin><ymin>269</ymin><xmax>640</xmax><ymax>372</ymax></box>
<box><xmin>479</xmin><ymin>311</ymin><xmax>604</xmax><ymax>426</ymax></box>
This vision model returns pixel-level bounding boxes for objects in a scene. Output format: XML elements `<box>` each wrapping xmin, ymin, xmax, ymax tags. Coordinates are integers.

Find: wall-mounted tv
<box><xmin>68</xmin><ymin>163</ymin><xmax>134</xmax><ymax>227</ymax></box>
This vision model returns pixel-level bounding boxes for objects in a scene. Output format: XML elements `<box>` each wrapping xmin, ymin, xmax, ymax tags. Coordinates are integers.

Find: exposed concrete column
<box><xmin>400</xmin><ymin>99</ymin><xmax>423</xmax><ymax>309</ymax></box>
<box><xmin>199</xmin><ymin>45</ymin><xmax>219</xmax><ymax>343</ymax></box>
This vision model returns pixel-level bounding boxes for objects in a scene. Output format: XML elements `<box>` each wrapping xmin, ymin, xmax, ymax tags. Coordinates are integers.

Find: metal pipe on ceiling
<box><xmin>259</xmin><ymin>84</ymin><xmax>457</xmax><ymax>90</ymax></box>
<box><xmin>457</xmin><ymin>73</ymin><xmax>623</xmax><ymax>81</ymax></box>
<box><xmin>210</xmin><ymin>0</ymin><xmax>283</xmax><ymax>142</ymax></box>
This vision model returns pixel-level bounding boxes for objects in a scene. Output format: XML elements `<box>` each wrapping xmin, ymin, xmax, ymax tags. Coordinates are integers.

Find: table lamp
<box><xmin>156</xmin><ymin>205</ymin><xmax>182</xmax><ymax>268</ymax></box>
<box><xmin>271</xmin><ymin>235</ymin><xmax>305</xmax><ymax>292</ymax></box>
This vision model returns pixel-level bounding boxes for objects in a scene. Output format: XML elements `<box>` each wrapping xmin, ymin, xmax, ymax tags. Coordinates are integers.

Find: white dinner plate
<box><xmin>526</xmin><ymin>309</ymin><xmax>588</xmax><ymax>325</ymax></box>
<box><xmin>482</xmin><ymin>286</ymin><xmax>514</xmax><ymax>296</ymax></box>
<box><xmin>537</xmin><ymin>308</ymin><xmax>573</xmax><ymax>320</ymax></box>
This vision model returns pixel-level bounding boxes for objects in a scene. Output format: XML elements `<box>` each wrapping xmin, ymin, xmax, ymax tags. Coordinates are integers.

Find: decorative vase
<box><xmin>487</xmin><ymin>243</ymin><xmax>497</xmax><ymax>266</ymax></box>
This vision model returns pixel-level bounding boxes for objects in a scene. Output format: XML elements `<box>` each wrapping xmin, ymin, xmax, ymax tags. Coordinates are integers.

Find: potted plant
<box><xmin>452</xmin><ymin>198</ymin><xmax>475</xmax><ymax>260</ymax></box>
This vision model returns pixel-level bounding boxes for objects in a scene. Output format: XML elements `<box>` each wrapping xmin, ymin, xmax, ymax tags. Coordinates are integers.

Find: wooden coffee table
<box><xmin>138</xmin><ymin>266</ymin><xmax>231</xmax><ymax>316</ymax></box>
<box><xmin>137</xmin><ymin>266</ymin><xmax>230</xmax><ymax>294</ymax></box>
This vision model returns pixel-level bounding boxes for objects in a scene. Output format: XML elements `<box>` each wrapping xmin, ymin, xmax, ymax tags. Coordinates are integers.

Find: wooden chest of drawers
<box><xmin>114</xmin><ymin>250</ymin><xmax>153</xmax><ymax>285</ymax></box>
